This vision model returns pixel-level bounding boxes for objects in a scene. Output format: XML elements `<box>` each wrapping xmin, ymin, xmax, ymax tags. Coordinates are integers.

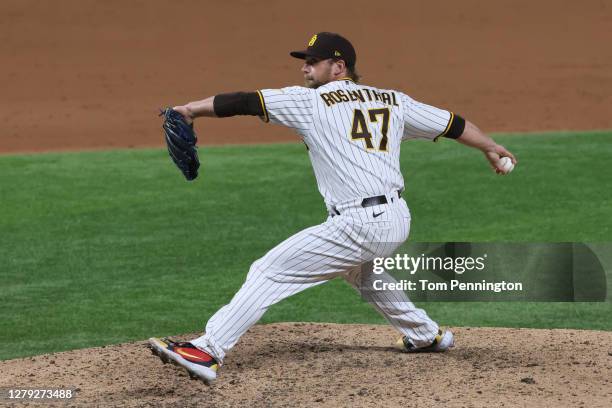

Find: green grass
<box><xmin>1</xmin><ymin>130</ymin><xmax>611</xmax><ymax>360</ymax></box>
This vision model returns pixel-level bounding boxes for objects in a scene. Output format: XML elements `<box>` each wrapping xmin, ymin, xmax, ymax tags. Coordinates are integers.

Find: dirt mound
<box><xmin>1</xmin><ymin>323</ymin><xmax>611</xmax><ymax>407</ymax></box>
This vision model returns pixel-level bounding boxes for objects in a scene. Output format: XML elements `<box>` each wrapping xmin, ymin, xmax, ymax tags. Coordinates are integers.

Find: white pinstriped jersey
<box><xmin>258</xmin><ymin>78</ymin><xmax>456</xmax><ymax>206</ymax></box>
<box><xmin>192</xmin><ymin>79</ymin><xmax>448</xmax><ymax>362</ymax></box>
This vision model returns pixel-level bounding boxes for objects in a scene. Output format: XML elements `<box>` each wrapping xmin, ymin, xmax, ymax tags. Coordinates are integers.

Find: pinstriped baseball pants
<box><xmin>192</xmin><ymin>195</ymin><xmax>439</xmax><ymax>362</ymax></box>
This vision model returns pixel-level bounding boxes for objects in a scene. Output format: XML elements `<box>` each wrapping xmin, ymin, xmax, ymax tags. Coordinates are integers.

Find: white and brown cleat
<box><xmin>395</xmin><ymin>329</ymin><xmax>455</xmax><ymax>353</ymax></box>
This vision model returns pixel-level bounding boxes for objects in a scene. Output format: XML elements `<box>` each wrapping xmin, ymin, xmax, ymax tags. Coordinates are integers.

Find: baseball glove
<box><xmin>160</xmin><ymin>108</ymin><xmax>200</xmax><ymax>181</ymax></box>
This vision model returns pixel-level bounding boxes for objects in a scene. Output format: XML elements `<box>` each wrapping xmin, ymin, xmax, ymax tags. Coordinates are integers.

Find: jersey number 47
<box><xmin>350</xmin><ymin>108</ymin><xmax>390</xmax><ymax>152</ymax></box>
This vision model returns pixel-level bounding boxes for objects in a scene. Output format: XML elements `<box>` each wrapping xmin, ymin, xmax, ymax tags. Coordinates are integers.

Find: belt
<box><xmin>331</xmin><ymin>190</ymin><xmax>402</xmax><ymax>216</ymax></box>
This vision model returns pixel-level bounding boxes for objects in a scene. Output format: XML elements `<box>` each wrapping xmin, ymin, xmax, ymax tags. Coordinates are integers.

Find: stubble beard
<box><xmin>305</xmin><ymin>78</ymin><xmax>322</xmax><ymax>89</ymax></box>
<box><xmin>304</xmin><ymin>78</ymin><xmax>331</xmax><ymax>89</ymax></box>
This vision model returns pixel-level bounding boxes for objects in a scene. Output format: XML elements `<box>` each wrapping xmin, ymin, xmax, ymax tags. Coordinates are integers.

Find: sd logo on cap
<box><xmin>291</xmin><ymin>32</ymin><xmax>356</xmax><ymax>68</ymax></box>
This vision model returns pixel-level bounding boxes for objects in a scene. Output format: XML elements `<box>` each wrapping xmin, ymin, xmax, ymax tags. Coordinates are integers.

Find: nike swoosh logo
<box><xmin>373</xmin><ymin>211</ymin><xmax>385</xmax><ymax>218</ymax></box>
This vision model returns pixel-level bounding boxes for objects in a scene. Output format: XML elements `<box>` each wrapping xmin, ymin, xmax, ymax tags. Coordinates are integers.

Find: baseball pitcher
<box><xmin>150</xmin><ymin>32</ymin><xmax>517</xmax><ymax>383</ymax></box>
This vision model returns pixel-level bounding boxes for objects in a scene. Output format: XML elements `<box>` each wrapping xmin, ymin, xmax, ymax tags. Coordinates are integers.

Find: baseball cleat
<box><xmin>395</xmin><ymin>329</ymin><xmax>455</xmax><ymax>353</ymax></box>
<box><xmin>148</xmin><ymin>337</ymin><xmax>219</xmax><ymax>384</ymax></box>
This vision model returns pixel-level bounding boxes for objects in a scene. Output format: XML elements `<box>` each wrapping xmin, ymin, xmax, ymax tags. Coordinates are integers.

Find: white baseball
<box><xmin>499</xmin><ymin>157</ymin><xmax>514</xmax><ymax>174</ymax></box>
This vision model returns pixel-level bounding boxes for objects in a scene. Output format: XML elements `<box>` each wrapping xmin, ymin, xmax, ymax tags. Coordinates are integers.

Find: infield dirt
<box><xmin>1</xmin><ymin>0</ymin><xmax>611</xmax><ymax>153</ymax></box>
<box><xmin>1</xmin><ymin>323</ymin><xmax>611</xmax><ymax>407</ymax></box>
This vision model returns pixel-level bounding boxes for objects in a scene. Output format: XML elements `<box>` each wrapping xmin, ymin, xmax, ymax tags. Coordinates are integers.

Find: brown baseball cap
<box><xmin>290</xmin><ymin>32</ymin><xmax>356</xmax><ymax>68</ymax></box>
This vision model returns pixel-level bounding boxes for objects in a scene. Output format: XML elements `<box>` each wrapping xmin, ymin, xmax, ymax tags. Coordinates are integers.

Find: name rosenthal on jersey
<box><xmin>319</xmin><ymin>88</ymin><xmax>399</xmax><ymax>108</ymax></box>
<box><xmin>257</xmin><ymin>79</ymin><xmax>458</xmax><ymax>206</ymax></box>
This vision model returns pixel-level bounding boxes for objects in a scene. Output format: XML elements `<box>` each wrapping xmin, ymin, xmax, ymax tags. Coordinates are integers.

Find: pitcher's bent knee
<box><xmin>245</xmin><ymin>258</ymin><xmax>266</xmax><ymax>280</ymax></box>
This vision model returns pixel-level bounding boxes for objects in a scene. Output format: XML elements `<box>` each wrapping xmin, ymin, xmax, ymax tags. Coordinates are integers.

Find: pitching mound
<box><xmin>1</xmin><ymin>323</ymin><xmax>610</xmax><ymax>407</ymax></box>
